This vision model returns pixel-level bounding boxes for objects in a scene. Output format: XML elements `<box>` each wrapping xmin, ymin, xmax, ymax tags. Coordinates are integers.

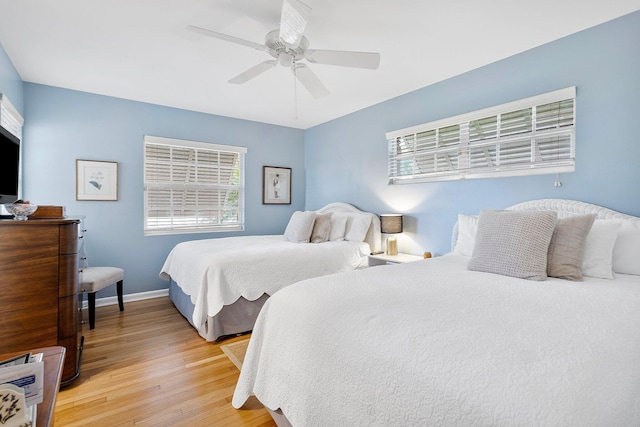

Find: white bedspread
<box><xmin>233</xmin><ymin>254</ymin><xmax>640</xmax><ymax>426</ymax></box>
<box><xmin>159</xmin><ymin>235</ymin><xmax>370</xmax><ymax>330</ymax></box>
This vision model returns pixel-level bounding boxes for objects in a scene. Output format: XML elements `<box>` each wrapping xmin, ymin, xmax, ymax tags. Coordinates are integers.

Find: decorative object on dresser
<box><xmin>76</xmin><ymin>159</ymin><xmax>118</xmax><ymax>201</ymax></box>
<box><xmin>262</xmin><ymin>166</ymin><xmax>291</xmax><ymax>204</ymax></box>
<box><xmin>3</xmin><ymin>201</ymin><xmax>37</xmax><ymax>221</ymax></box>
<box><xmin>80</xmin><ymin>267</ymin><xmax>124</xmax><ymax>330</ymax></box>
<box><xmin>380</xmin><ymin>213</ymin><xmax>403</xmax><ymax>255</ymax></box>
<box><xmin>0</xmin><ymin>219</ymin><xmax>83</xmax><ymax>386</ymax></box>
<box><xmin>29</xmin><ymin>205</ymin><xmax>66</xmax><ymax>219</ymax></box>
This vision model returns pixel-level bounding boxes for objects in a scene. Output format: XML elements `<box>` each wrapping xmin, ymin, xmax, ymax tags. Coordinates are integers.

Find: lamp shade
<box><xmin>380</xmin><ymin>214</ymin><xmax>403</xmax><ymax>234</ymax></box>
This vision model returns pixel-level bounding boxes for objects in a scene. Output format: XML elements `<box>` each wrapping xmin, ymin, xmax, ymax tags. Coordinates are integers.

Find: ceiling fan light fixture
<box><xmin>279</xmin><ymin>52</ymin><xmax>294</xmax><ymax>67</ymax></box>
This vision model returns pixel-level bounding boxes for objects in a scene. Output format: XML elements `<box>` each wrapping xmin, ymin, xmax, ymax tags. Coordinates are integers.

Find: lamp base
<box><xmin>386</xmin><ymin>236</ymin><xmax>398</xmax><ymax>255</ymax></box>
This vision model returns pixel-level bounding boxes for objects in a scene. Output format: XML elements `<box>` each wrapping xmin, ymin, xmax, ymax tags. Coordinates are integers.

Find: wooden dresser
<box><xmin>0</xmin><ymin>219</ymin><xmax>83</xmax><ymax>385</ymax></box>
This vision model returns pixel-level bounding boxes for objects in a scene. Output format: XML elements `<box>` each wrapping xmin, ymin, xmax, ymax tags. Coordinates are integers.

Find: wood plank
<box><xmin>55</xmin><ymin>297</ymin><xmax>276</xmax><ymax>426</ymax></box>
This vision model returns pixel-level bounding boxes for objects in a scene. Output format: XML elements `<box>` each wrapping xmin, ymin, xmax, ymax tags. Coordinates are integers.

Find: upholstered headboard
<box><xmin>451</xmin><ymin>199</ymin><xmax>639</xmax><ymax>251</ymax></box>
<box><xmin>316</xmin><ymin>202</ymin><xmax>382</xmax><ymax>253</ymax></box>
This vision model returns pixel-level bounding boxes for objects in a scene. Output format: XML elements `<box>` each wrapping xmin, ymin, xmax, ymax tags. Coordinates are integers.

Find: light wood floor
<box><xmin>54</xmin><ymin>297</ymin><xmax>276</xmax><ymax>427</ymax></box>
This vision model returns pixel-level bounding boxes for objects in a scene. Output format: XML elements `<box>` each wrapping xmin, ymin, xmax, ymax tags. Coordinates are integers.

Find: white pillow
<box><xmin>453</xmin><ymin>214</ymin><xmax>478</xmax><ymax>257</ymax></box>
<box><xmin>344</xmin><ymin>213</ymin><xmax>372</xmax><ymax>242</ymax></box>
<box><xmin>284</xmin><ymin>211</ymin><xmax>316</xmax><ymax>243</ymax></box>
<box><xmin>612</xmin><ymin>220</ymin><xmax>640</xmax><ymax>275</ymax></box>
<box><xmin>310</xmin><ymin>213</ymin><xmax>332</xmax><ymax>243</ymax></box>
<box><xmin>329</xmin><ymin>215</ymin><xmax>348</xmax><ymax>241</ymax></box>
<box><xmin>581</xmin><ymin>219</ymin><xmax>621</xmax><ymax>279</ymax></box>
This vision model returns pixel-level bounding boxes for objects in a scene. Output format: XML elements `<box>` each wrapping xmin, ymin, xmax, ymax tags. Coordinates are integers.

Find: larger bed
<box><xmin>232</xmin><ymin>199</ymin><xmax>640</xmax><ymax>426</ymax></box>
<box><xmin>160</xmin><ymin>202</ymin><xmax>381</xmax><ymax>341</ymax></box>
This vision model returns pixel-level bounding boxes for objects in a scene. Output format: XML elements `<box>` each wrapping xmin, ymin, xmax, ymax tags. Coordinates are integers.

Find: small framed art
<box><xmin>76</xmin><ymin>159</ymin><xmax>118</xmax><ymax>201</ymax></box>
<box><xmin>263</xmin><ymin>166</ymin><xmax>291</xmax><ymax>204</ymax></box>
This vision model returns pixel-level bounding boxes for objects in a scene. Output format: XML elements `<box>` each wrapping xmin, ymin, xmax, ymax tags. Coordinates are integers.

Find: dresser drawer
<box><xmin>59</xmin><ymin>254</ymin><xmax>79</xmax><ymax>297</ymax></box>
<box><xmin>59</xmin><ymin>223</ymin><xmax>79</xmax><ymax>254</ymax></box>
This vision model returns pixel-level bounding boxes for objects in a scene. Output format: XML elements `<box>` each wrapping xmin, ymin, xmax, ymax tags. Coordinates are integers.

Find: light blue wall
<box><xmin>21</xmin><ymin>84</ymin><xmax>305</xmax><ymax>298</ymax></box>
<box><xmin>304</xmin><ymin>11</ymin><xmax>640</xmax><ymax>257</ymax></box>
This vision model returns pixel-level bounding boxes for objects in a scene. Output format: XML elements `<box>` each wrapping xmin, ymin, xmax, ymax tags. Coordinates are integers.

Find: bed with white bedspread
<box><xmin>232</xmin><ymin>199</ymin><xmax>640</xmax><ymax>426</ymax></box>
<box><xmin>160</xmin><ymin>202</ymin><xmax>381</xmax><ymax>341</ymax></box>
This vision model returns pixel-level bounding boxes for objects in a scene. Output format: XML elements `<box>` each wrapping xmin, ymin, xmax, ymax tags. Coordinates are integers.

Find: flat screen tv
<box><xmin>0</xmin><ymin>124</ymin><xmax>20</xmax><ymax>204</ymax></box>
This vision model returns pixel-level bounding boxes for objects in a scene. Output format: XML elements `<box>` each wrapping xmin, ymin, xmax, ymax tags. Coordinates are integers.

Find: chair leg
<box><xmin>117</xmin><ymin>280</ymin><xmax>124</xmax><ymax>311</ymax></box>
<box><xmin>88</xmin><ymin>292</ymin><xmax>96</xmax><ymax>330</ymax></box>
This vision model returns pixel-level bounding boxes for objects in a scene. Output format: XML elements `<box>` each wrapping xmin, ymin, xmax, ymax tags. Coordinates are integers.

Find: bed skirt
<box><xmin>168</xmin><ymin>279</ymin><xmax>269</xmax><ymax>342</ymax></box>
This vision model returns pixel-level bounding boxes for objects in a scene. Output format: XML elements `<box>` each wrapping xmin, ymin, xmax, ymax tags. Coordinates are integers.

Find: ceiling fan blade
<box><xmin>279</xmin><ymin>0</ymin><xmax>311</xmax><ymax>49</ymax></box>
<box><xmin>229</xmin><ymin>60</ymin><xmax>277</xmax><ymax>84</ymax></box>
<box><xmin>187</xmin><ymin>25</ymin><xmax>266</xmax><ymax>51</ymax></box>
<box><xmin>294</xmin><ymin>63</ymin><xmax>329</xmax><ymax>98</ymax></box>
<box><xmin>305</xmin><ymin>49</ymin><xmax>381</xmax><ymax>70</ymax></box>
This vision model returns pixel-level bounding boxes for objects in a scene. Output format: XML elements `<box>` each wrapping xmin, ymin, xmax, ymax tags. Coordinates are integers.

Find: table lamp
<box><xmin>380</xmin><ymin>214</ymin><xmax>403</xmax><ymax>255</ymax></box>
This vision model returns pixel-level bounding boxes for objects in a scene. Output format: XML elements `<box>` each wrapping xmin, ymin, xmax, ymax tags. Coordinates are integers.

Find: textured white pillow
<box><xmin>284</xmin><ymin>211</ymin><xmax>316</xmax><ymax>243</ymax></box>
<box><xmin>344</xmin><ymin>213</ymin><xmax>372</xmax><ymax>242</ymax></box>
<box><xmin>468</xmin><ymin>210</ymin><xmax>557</xmax><ymax>281</ymax></box>
<box><xmin>329</xmin><ymin>214</ymin><xmax>348</xmax><ymax>241</ymax></box>
<box><xmin>453</xmin><ymin>214</ymin><xmax>478</xmax><ymax>257</ymax></box>
<box><xmin>310</xmin><ymin>213</ymin><xmax>332</xmax><ymax>243</ymax></box>
<box><xmin>612</xmin><ymin>220</ymin><xmax>640</xmax><ymax>275</ymax></box>
<box><xmin>582</xmin><ymin>219</ymin><xmax>621</xmax><ymax>279</ymax></box>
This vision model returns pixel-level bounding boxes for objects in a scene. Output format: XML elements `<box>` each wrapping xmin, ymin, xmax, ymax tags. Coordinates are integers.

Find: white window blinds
<box><xmin>0</xmin><ymin>94</ymin><xmax>24</xmax><ymax>139</ymax></box>
<box><xmin>387</xmin><ymin>87</ymin><xmax>576</xmax><ymax>184</ymax></box>
<box><xmin>144</xmin><ymin>135</ymin><xmax>247</xmax><ymax>235</ymax></box>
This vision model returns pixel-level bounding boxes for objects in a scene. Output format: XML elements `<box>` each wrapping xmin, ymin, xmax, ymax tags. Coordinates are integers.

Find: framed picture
<box><xmin>263</xmin><ymin>166</ymin><xmax>291</xmax><ymax>204</ymax></box>
<box><xmin>76</xmin><ymin>159</ymin><xmax>118</xmax><ymax>201</ymax></box>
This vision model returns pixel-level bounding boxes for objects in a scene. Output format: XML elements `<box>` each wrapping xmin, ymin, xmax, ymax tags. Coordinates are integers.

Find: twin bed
<box><xmin>160</xmin><ymin>202</ymin><xmax>381</xmax><ymax>341</ymax></box>
<box><xmin>230</xmin><ymin>199</ymin><xmax>640</xmax><ymax>426</ymax></box>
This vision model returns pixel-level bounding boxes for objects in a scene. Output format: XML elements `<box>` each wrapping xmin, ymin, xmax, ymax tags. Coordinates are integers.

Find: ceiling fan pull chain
<box><xmin>293</xmin><ymin>61</ymin><xmax>298</xmax><ymax>120</ymax></box>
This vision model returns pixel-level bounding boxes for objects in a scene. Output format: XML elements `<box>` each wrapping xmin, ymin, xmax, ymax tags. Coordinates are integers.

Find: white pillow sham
<box><xmin>330</xmin><ymin>212</ymin><xmax>371</xmax><ymax>242</ymax></box>
<box><xmin>344</xmin><ymin>213</ymin><xmax>372</xmax><ymax>242</ymax></box>
<box><xmin>453</xmin><ymin>214</ymin><xmax>478</xmax><ymax>257</ymax></box>
<box><xmin>612</xmin><ymin>220</ymin><xmax>640</xmax><ymax>275</ymax></box>
<box><xmin>329</xmin><ymin>215</ymin><xmax>348</xmax><ymax>241</ymax></box>
<box><xmin>582</xmin><ymin>219</ymin><xmax>621</xmax><ymax>279</ymax></box>
<box><xmin>284</xmin><ymin>211</ymin><xmax>316</xmax><ymax>243</ymax></box>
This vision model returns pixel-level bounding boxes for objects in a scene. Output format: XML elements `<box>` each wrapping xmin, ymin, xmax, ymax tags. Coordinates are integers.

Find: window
<box><xmin>144</xmin><ymin>135</ymin><xmax>247</xmax><ymax>235</ymax></box>
<box><xmin>387</xmin><ymin>87</ymin><xmax>576</xmax><ymax>184</ymax></box>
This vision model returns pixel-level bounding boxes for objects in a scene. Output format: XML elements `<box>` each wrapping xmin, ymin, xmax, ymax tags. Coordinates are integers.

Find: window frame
<box><xmin>386</xmin><ymin>87</ymin><xmax>576</xmax><ymax>184</ymax></box>
<box><xmin>143</xmin><ymin>135</ymin><xmax>247</xmax><ymax>236</ymax></box>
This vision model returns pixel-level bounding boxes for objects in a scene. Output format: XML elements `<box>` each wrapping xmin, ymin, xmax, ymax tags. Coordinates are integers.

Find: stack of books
<box><xmin>0</xmin><ymin>352</ymin><xmax>44</xmax><ymax>427</ymax></box>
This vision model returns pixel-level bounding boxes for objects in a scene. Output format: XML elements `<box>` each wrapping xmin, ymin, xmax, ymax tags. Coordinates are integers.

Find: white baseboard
<box><xmin>82</xmin><ymin>289</ymin><xmax>169</xmax><ymax>309</ymax></box>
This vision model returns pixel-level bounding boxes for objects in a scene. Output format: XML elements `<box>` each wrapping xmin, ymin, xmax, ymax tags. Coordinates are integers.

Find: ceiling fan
<box><xmin>187</xmin><ymin>0</ymin><xmax>380</xmax><ymax>98</ymax></box>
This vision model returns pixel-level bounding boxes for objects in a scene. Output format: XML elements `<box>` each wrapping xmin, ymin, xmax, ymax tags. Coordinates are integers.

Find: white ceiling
<box><xmin>0</xmin><ymin>1</ymin><xmax>639</xmax><ymax>129</ymax></box>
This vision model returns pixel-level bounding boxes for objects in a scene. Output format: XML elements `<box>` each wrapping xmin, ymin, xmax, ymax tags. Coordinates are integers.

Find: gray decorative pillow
<box><xmin>284</xmin><ymin>211</ymin><xmax>316</xmax><ymax>243</ymax></box>
<box><xmin>310</xmin><ymin>213</ymin><xmax>332</xmax><ymax>243</ymax></box>
<box><xmin>468</xmin><ymin>210</ymin><xmax>557</xmax><ymax>281</ymax></box>
<box><xmin>547</xmin><ymin>214</ymin><xmax>596</xmax><ymax>281</ymax></box>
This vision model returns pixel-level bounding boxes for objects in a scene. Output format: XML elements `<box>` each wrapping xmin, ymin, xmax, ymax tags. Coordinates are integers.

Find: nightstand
<box><xmin>369</xmin><ymin>252</ymin><xmax>424</xmax><ymax>266</ymax></box>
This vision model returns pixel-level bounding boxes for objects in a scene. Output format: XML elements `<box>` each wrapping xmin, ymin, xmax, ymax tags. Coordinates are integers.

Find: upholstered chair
<box><xmin>80</xmin><ymin>267</ymin><xmax>124</xmax><ymax>329</ymax></box>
